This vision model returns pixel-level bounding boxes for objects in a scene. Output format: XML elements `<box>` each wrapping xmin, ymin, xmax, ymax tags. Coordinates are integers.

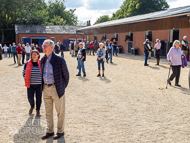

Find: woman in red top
<box><xmin>16</xmin><ymin>43</ymin><xmax>22</xmax><ymax>66</ymax></box>
<box><xmin>90</xmin><ymin>41</ymin><xmax>94</xmax><ymax>56</ymax></box>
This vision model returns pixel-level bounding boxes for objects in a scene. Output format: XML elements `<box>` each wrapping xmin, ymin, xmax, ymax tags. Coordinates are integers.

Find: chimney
<box><xmin>87</xmin><ymin>21</ymin><xmax>89</xmax><ymax>26</ymax></box>
<box><xmin>88</xmin><ymin>20</ymin><xmax>91</xmax><ymax>26</ymax></box>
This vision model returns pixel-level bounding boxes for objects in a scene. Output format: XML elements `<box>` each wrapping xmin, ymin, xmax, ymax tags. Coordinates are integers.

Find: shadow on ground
<box><xmin>99</xmin><ymin>77</ymin><xmax>112</xmax><ymax>83</ymax></box>
<box><xmin>13</xmin><ymin>115</ymin><xmax>46</xmax><ymax>143</ymax></box>
<box><xmin>78</xmin><ymin>76</ymin><xmax>89</xmax><ymax>82</ymax></box>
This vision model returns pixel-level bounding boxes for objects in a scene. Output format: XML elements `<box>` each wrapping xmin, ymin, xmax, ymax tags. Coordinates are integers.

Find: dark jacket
<box><xmin>60</xmin><ymin>44</ymin><xmax>65</xmax><ymax>51</ymax></box>
<box><xmin>41</xmin><ymin>52</ymin><xmax>69</xmax><ymax>98</ymax></box>
<box><xmin>144</xmin><ymin>42</ymin><xmax>152</xmax><ymax>52</ymax></box>
<box><xmin>77</xmin><ymin>48</ymin><xmax>86</xmax><ymax>61</ymax></box>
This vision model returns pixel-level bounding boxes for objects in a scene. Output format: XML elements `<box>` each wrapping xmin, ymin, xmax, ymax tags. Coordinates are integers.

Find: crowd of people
<box><xmin>0</xmin><ymin>34</ymin><xmax>189</xmax><ymax>140</ymax></box>
<box><xmin>0</xmin><ymin>42</ymin><xmax>66</xmax><ymax>65</ymax></box>
<box><xmin>143</xmin><ymin>35</ymin><xmax>189</xmax><ymax>87</ymax></box>
<box><xmin>68</xmin><ymin>39</ymin><xmax>119</xmax><ymax>77</ymax></box>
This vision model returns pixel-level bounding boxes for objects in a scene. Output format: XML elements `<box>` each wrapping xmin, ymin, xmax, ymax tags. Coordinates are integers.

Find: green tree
<box><xmin>112</xmin><ymin>0</ymin><xmax>169</xmax><ymax>20</ymax></box>
<box><xmin>94</xmin><ymin>15</ymin><xmax>110</xmax><ymax>25</ymax></box>
<box><xmin>47</xmin><ymin>0</ymin><xmax>78</xmax><ymax>25</ymax></box>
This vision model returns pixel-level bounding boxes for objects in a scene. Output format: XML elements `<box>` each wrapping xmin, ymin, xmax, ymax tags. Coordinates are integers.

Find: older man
<box><xmin>182</xmin><ymin>36</ymin><xmax>189</xmax><ymax>59</ymax></box>
<box><xmin>41</xmin><ymin>39</ymin><xmax>69</xmax><ymax>140</ymax></box>
<box><xmin>76</xmin><ymin>42</ymin><xmax>86</xmax><ymax>77</ymax></box>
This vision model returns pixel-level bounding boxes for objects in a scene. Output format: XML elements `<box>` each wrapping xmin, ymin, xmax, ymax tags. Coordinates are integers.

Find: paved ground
<box><xmin>1</xmin><ymin>52</ymin><xmax>190</xmax><ymax>143</ymax></box>
<box><xmin>118</xmin><ymin>53</ymin><xmax>190</xmax><ymax>67</ymax></box>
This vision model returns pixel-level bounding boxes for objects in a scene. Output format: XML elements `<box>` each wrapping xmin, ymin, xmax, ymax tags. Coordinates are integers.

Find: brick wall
<box><xmin>85</xmin><ymin>28</ymin><xmax>190</xmax><ymax>55</ymax></box>
<box><xmin>180</xmin><ymin>28</ymin><xmax>190</xmax><ymax>41</ymax></box>
<box><xmin>133</xmin><ymin>31</ymin><xmax>145</xmax><ymax>55</ymax></box>
<box><xmin>153</xmin><ymin>30</ymin><xmax>169</xmax><ymax>42</ymax></box>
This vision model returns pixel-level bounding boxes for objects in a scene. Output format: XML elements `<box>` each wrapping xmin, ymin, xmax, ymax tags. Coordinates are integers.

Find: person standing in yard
<box><xmin>3</xmin><ymin>44</ymin><xmax>8</xmax><ymax>58</ymax></box>
<box><xmin>74</xmin><ymin>41</ymin><xmax>78</xmax><ymax>57</ymax></box>
<box><xmin>143</xmin><ymin>39</ymin><xmax>152</xmax><ymax>66</ymax></box>
<box><xmin>97</xmin><ymin>43</ymin><xmax>106</xmax><ymax>77</ymax></box>
<box><xmin>90</xmin><ymin>41</ymin><xmax>94</xmax><ymax>56</ymax></box>
<box><xmin>76</xmin><ymin>42</ymin><xmax>86</xmax><ymax>77</ymax></box>
<box><xmin>41</xmin><ymin>39</ymin><xmax>69</xmax><ymax>140</ymax></box>
<box><xmin>25</xmin><ymin>43</ymin><xmax>31</xmax><ymax>61</ymax></box>
<box><xmin>22</xmin><ymin>50</ymin><xmax>42</xmax><ymax>117</ymax></box>
<box><xmin>107</xmin><ymin>42</ymin><xmax>113</xmax><ymax>63</ymax></box>
<box><xmin>104</xmin><ymin>42</ymin><xmax>108</xmax><ymax>62</ymax></box>
<box><xmin>8</xmin><ymin>44</ymin><xmax>12</xmax><ymax>57</ymax></box>
<box><xmin>54</xmin><ymin>42</ymin><xmax>60</xmax><ymax>54</ymax></box>
<box><xmin>113</xmin><ymin>39</ymin><xmax>118</xmax><ymax>56</ymax></box>
<box><xmin>154</xmin><ymin>39</ymin><xmax>161</xmax><ymax>65</ymax></box>
<box><xmin>181</xmin><ymin>36</ymin><xmax>189</xmax><ymax>60</ymax></box>
<box><xmin>31</xmin><ymin>44</ymin><xmax>36</xmax><ymax>50</ymax></box>
<box><xmin>16</xmin><ymin>44</ymin><xmax>23</xmax><ymax>66</ymax></box>
<box><xmin>35</xmin><ymin>44</ymin><xmax>41</xmax><ymax>52</ymax></box>
<box><xmin>22</xmin><ymin>44</ymin><xmax>26</xmax><ymax>64</ymax></box>
<box><xmin>0</xmin><ymin>44</ymin><xmax>3</xmax><ymax>60</ymax></box>
<box><xmin>12</xmin><ymin>42</ymin><xmax>18</xmax><ymax>64</ymax></box>
<box><xmin>60</xmin><ymin>42</ymin><xmax>65</xmax><ymax>58</ymax></box>
<box><xmin>167</xmin><ymin>40</ymin><xmax>184</xmax><ymax>87</ymax></box>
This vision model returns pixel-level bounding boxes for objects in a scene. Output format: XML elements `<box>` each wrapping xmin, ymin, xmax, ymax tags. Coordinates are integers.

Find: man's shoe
<box><xmin>102</xmin><ymin>74</ymin><xmax>104</xmax><ymax>77</ymax></box>
<box><xmin>36</xmin><ymin>110</ymin><xmax>41</xmax><ymax>117</ymax></box>
<box><xmin>42</xmin><ymin>132</ymin><xmax>54</xmax><ymax>140</ymax></box>
<box><xmin>83</xmin><ymin>74</ymin><xmax>86</xmax><ymax>77</ymax></box>
<box><xmin>110</xmin><ymin>62</ymin><xmax>113</xmax><ymax>64</ymax></box>
<box><xmin>97</xmin><ymin>74</ymin><xmax>101</xmax><ymax>77</ymax></box>
<box><xmin>167</xmin><ymin>79</ymin><xmax>171</xmax><ymax>86</ymax></box>
<box><xmin>175</xmin><ymin>84</ymin><xmax>181</xmax><ymax>87</ymax></box>
<box><xmin>144</xmin><ymin>64</ymin><xmax>149</xmax><ymax>66</ymax></box>
<box><xmin>76</xmin><ymin>74</ymin><xmax>81</xmax><ymax>76</ymax></box>
<box><xmin>53</xmin><ymin>132</ymin><xmax>64</xmax><ymax>140</ymax></box>
<box><xmin>29</xmin><ymin>107</ymin><xmax>34</xmax><ymax>115</ymax></box>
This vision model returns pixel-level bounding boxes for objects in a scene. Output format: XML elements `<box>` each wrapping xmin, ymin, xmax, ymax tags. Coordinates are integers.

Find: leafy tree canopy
<box><xmin>94</xmin><ymin>0</ymin><xmax>169</xmax><ymax>24</ymax></box>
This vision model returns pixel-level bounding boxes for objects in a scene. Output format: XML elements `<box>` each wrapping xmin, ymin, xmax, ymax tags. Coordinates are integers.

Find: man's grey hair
<box><xmin>79</xmin><ymin>42</ymin><xmax>83</xmax><ymax>46</ymax></box>
<box><xmin>18</xmin><ymin>43</ymin><xmax>21</xmax><ymax>46</ymax></box>
<box><xmin>183</xmin><ymin>36</ymin><xmax>187</xmax><ymax>39</ymax></box>
<box><xmin>22</xmin><ymin>44</ymin><xmax>25</xmax><ymax>47</ymax></box>
<box><xmin>99</xmin><ymin>42</ymin><xmax>104</xmax><ymax>47</ymax></box>
<box><xmin>173</xmin><ymin>40</ymin><xmax>180</xmax><ymax>47</ymax></box>
<box><xmin>43</xmin><ymin>39</ymin><xmax>55</xmax><ymax>48</ymax></box>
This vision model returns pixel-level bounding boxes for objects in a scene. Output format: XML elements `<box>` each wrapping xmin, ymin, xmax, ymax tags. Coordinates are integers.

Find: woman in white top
<box><xmin>154</xmin><ymin>39</ymin><xmax>162</xmax><ymax>65</ymax></box>
<box><xmin>3</xmin><ymin>44</ymin><xmax>9</xmax><ymax>57</ymax></box>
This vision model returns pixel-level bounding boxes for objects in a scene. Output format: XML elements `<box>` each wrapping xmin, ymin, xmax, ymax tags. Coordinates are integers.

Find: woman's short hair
<box><xmin>145</xmin><ymin>39</ymin><xmax>149</xmax><ymax>42</ymax></box>
<box><xmin>173</xmin><ymin>40</ymin><xmax>180</xmax><ymax>47</ymax></box>
<box><xmin>156</xmin><ymin>39</ymin><xmax>160</xmax><ymax>42</ymax></box>
<box><xmin>30</xmin><ymin>50</ymin><xmax>40</xmax><ymax>59</ymax></box>
<box><xmin>99</xmin><ymin>43</ymin><xmax>104</xmax><ymax>47</ymax></box>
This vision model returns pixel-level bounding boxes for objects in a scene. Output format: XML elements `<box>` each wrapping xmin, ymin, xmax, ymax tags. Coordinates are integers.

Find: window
<box><xmin>86</xmin><ymin>35</ymin><xmax>89</xmax><ymax>42</ymax></box>
<box><xmin>145</xmin><ymin>31</ymin><xmax>152</xmax><ymax>42</ymax></box>
<box><xmin>114</xmin><ymin>33</ymin><xmax>118</xmax><ymax>41</ymax></box>
<box><xmin>94</xmin><ymin>35</ymin><xmax>97</xmax><ymax>41</ymax></box>
<box><xmin>50</xmin><ymin>37</ymin><xmax>56</xmax><ymax>43</ymax></box>
<box><xmin>21</xmin><ymin>37</ymin><xmax>27</xmax><ymax>44</ymax></box>
<box><xmin>127</xmin><ymin>32</ymin><xmax>133</xmax><ymax>41</ymax></box>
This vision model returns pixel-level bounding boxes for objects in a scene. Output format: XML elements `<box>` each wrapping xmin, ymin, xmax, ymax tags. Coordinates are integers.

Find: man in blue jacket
<box><xmin>41</xmin><ymin>39</ymin><xmax>69</xmax><ymax>140</ymax></box>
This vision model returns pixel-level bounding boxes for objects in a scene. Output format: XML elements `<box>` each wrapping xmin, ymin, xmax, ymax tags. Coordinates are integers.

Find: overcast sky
<box><xmin>63</xmin><ymin>0</ymin><xmax>189</xmax><ymax>25</ymax></box>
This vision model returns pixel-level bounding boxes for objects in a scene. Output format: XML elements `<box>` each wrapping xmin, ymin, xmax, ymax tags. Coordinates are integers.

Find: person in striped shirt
<box><xmin>22</xmin><ymin>50</ymin><xmax>42</xmax><ymax>117</ymax></box>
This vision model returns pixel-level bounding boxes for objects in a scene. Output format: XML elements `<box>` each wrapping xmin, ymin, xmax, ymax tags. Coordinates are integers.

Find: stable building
<box><xmin>15</xmin><ymin>25</ymin><xmax>85</xmax><ymax>50</ymax></box>
<box><xmin>77</xmin><ymin>5</ymin><xmax>190</xmax><ymax>56</ymax></box>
